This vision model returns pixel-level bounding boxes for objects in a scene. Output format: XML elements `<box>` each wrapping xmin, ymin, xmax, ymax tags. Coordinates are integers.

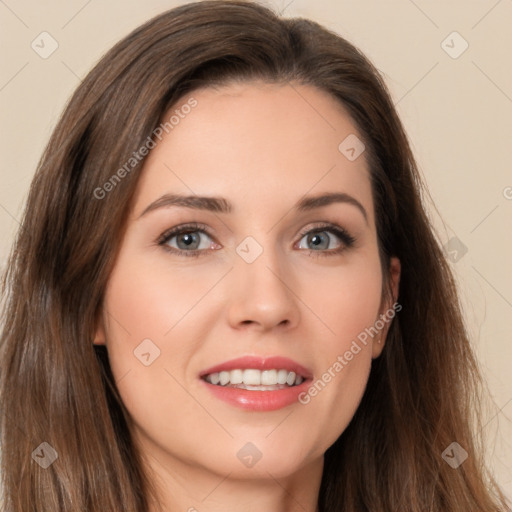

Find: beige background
<box><xmin>0</xmin><ymin>0</ymin><xmax>511</xmax><ymax>499</ymax></box>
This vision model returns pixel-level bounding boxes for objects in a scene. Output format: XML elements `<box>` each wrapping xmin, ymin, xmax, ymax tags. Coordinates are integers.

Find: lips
<box><xmin>199</xmin><ymin>356</ymin><xmax>313</xmax><ymax>411</ymax></box>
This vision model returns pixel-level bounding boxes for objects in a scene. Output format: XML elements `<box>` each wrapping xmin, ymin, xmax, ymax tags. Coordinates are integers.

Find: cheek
<box><xmin>303</xmin><ymin>250</ymin><xmax>383</xmax><ymax>345</ymax></box>
<box><xmin>294</xmin><ymin>253</ymin><xmax>382</xmax><ymax>448</ymax></box>
<box><xmin>103</xmin><ymin>254</ymin><xmax>209</xmax><ymax>339</ymax></box>
<box><xmin>99</xmin><ymin>251</ymin><xmax>226</xmax><ymax>425</ymax></box>
<box><xmin>101</xmin><ymin>248</ymin><xmax>227</xmax><ymax>375</ymax></box>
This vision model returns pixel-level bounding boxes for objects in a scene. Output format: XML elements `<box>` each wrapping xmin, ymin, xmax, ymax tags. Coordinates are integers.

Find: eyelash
<box><xmin>156</xmin><ymin>222</ymin><xmax>356</xmax><ymax>259</ymax></box>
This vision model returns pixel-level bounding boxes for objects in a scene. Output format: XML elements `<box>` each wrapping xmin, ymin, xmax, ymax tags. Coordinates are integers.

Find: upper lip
<box><xmin>199</xmin><ymin>356</ymin><xmax>313</xmax><ymax>380</ymax></box>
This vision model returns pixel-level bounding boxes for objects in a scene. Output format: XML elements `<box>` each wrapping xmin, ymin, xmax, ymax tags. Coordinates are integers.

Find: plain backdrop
<box><xmin>0</xmin><ymin>0</ymin><xmax>511</xmax><ymax>501</ymax></box>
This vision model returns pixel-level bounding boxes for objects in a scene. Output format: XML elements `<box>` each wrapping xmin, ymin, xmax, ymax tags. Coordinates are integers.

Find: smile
<box><xmin>199</xmin><ymin>356</ymin><xmax>312</xmax><ymax>411</ymax></box>
<box><xmin>203</xmin><ymin>368</ymin><xmax>305</xmax><ymax>389</ymax></box>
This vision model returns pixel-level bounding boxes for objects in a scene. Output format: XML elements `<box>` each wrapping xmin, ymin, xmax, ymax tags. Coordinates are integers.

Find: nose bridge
<box><xmin>226</xmin><ymin>232</ymin><xmax>300</xmax><ymax>329</ymax></box>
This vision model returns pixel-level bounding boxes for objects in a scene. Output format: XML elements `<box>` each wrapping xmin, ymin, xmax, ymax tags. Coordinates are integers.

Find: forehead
<box><xmin>131</xmin><ymin>81</ymin><xmax>373</xmax><ymax>222</ymax></box>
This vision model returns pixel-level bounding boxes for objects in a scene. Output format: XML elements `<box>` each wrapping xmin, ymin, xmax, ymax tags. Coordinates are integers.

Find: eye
<box><xmin>157</xmin><ymin>223</ymin><xmax>218</xmax><ymax>257</ymax></box>
<box><xmin>157</xmin><ymin>222</ymin><xmax>356</xmax><ymax>258</ymax></box>
<box><xmin>296</xmin><ymin>223</ymin><xmax>356</xmax><ymax>257</ymax></box>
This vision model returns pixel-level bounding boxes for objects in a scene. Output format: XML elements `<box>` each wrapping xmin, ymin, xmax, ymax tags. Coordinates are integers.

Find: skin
<box><xmin>94</xmin><ymin>81</ymin><xmax>401</xmax><ymax>512</ymax></box>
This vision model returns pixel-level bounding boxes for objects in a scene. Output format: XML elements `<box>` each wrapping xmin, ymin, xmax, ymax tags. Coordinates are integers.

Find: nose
<box><xmin>226</xmin><ymin>242</ymin><xmax>301</xmax><ymax>332</ymax></box>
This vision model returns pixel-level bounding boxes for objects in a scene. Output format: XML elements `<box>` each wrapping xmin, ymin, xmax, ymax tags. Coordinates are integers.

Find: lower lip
<box><xmin>200</xmin><ymin>379</ymin><xmax>311</xmax><ymax>411</ymax></box>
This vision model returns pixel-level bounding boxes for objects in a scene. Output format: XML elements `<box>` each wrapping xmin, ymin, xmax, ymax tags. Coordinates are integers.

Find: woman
<box><xmin>0</xmin><ymin>1</ymin><xmax>509</xmax><ymax>511</ymax></box>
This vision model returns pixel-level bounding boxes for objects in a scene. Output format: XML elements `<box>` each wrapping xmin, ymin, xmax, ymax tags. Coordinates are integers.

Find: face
<box><xmin>95</xmin><ymin>81</ymin><xmax>400</xmax><ymax>487</ymax></box>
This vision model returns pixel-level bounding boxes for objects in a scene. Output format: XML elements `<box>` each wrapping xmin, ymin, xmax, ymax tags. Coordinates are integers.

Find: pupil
<box><xmin>310</xmin><ymin>232</ymin><xmax>327</xmax><ymax>249</ymax></box>
<box><xmin>179</xmin><ymin>233</ymin><xmax>198</xmax><ymax>249</ymax></box>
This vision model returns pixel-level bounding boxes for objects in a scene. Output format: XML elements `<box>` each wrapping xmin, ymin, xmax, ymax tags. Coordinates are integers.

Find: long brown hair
<box><xmin>1</xmin><ymin>1</ymin><xmax>509</xmax><ymax>510</ymax></box>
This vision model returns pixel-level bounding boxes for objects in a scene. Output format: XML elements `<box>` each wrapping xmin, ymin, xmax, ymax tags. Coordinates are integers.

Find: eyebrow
<box><xmin>138</xmin><ymin>192</ymin><xmax>368</xmax><ymax>223</ymax></box>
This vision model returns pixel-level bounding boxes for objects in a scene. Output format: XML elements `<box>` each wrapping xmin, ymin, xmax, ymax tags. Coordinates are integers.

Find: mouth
<box><xmin>202</xmin><ymin>368</ymin><xmax>305</xmax><ymax>390</ymax></box>
<box><xmin>199</xmin><ymin>356</ymin><xmax>312</xmax><ymax>411</ymax></box>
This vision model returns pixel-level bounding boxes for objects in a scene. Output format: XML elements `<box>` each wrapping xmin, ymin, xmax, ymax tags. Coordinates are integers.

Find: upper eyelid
<box><xmin>157</xmin><ymin>222</ymin><xmax>211</xmax><ymax>240</ymax></box>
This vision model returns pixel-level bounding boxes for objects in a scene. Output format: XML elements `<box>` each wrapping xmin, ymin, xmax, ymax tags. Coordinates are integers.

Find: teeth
<box><xmin>205</xmin><ymin>369</ymin><xmax>305</xmax><ymax>388</ymax></box>
<box><xmin>243</xmin><ymin>369</ymin><xmax>261</xmax><ymax>386</ymax></box>
<box><xmin>230</xmin><ymin>369</ymin><xmax>243</xmax><ymax>385</ymax></box>
<box><xmin>261</xmin><ymin>369</ymin><xmax>277</xmax><ymax>385</ymax></box>
<box><xmin>277</xmin><ymin>369</ymin><xmax>288</xmax><ymax>384</ymax></box>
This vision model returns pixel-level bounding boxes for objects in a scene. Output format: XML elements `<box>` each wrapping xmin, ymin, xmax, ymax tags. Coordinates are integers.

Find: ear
<box><xmin>93</xmin><ymin>311</ymin><xmax>107</xmax><ymax>346</ymax></box>
<box><xmin>372</xmin><ymin>256</ymin><xmax>401</xmax><ymax>359</ymax></box>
